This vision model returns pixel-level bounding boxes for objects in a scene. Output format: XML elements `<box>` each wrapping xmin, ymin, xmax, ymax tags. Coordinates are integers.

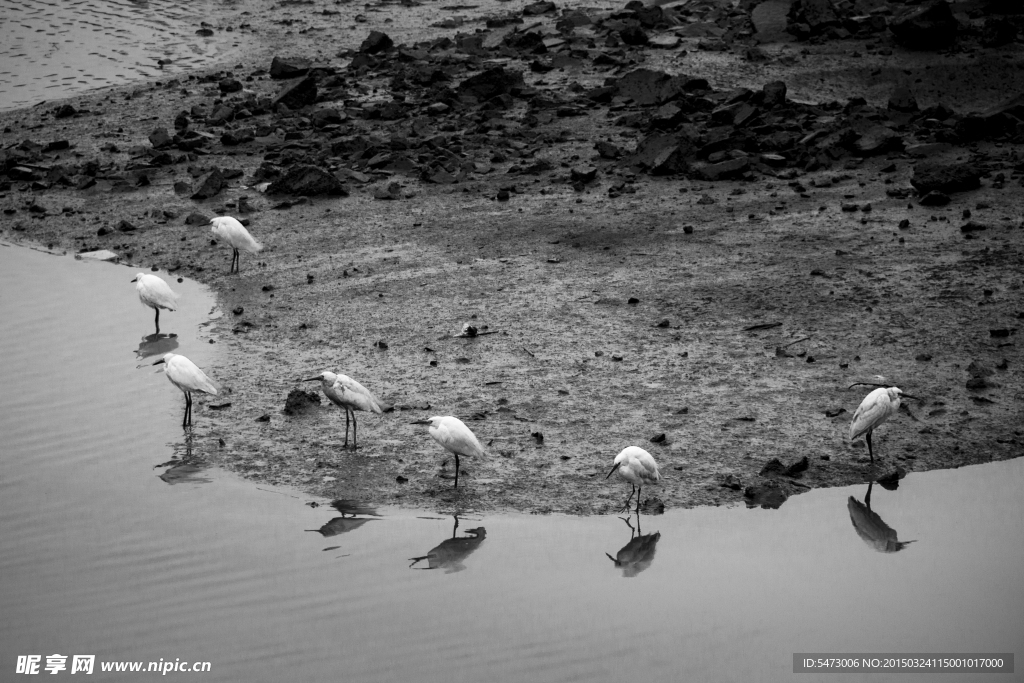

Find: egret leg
<box><xmin>620</xmin><ymin>485</ymin><xmax>636</xmax><ymax>514</ymax></box>
<box><xmin>183</xmin><ymin>392</ymin><xmax>192</xmax><ymax>429</ymax></box>
<box><xmin>342</xmin><ymin>408</ymin><xmax>350</xmax><ymax>448</ymax></box>
<box><xmin>866</xmin><ymin>431</ymin><xmax>874</xmax><ymax>463</ymax></box>
<box><xmin>454</xmin><ymin>453</ymin><xmax>460</xmax><ymax>489</ymax></box>
<box><xmin>635</xmin><ymin>486</ymin><xmax>642</xmax><ymax>513</ymax></box>
<box><xmin>232</xmin><ymin>248</ymin><xmax>239</xmax><ymax>273</ymax></box>
<box><xmin>154</xmin><ymin>308</ymin><xmax>160</xmax><ymax>334</ymax></box>
<box><xmin>352</xmin><ymin>410</ymin><xmax>358</xmax><ymax>450</ymax></box>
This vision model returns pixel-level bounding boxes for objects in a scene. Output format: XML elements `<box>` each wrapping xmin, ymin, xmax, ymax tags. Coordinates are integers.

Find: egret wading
<box><xmin>850</xmin><ymin>386</ymin><xmax>918</xmax><ymax>463</ymax></box>
<box><xmin>412</xmin><ymin>416</ymin><xmax>485</xmax><ymax>489</ymax></box>
<box><xmin>606</xmin><ymin>446</ymin><xmax>661</xmax><ymax>513</ymax></box>
<box><xmin>153</xmin><ymin>353</ymin><xmax>217</xmax><ymax>428</ymax></box>
<box><xmin>210</xmin><ymin>216</ymin><xmax>263</xmax><ymax>273</ymax></box>
<box><xmin>303</xmin><ymin>371</ymin><xmax>383</xmax><ymax>449</ymax></box>
<box><xmin>131</xmin><ymin>273</ymin><xmax>178</xmax><ymax>334</ymax></box>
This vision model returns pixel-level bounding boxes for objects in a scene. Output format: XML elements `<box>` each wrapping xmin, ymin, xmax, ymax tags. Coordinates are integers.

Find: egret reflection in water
<box><xmin>409</xmin><ymin>517</ymin><xmax>486</xmax><ymax>573</ymax></box>
<box><xmin>135</xmin><ymin>333</ymin><xmax>178</xmax><ymax>360</ymax></box>
<box><xmin>607</xmin><ymin>513</ymin><xmax>661</xmax><ymax>578</ymax></box>
<box><xmin>307</xmin><ymin>499</ymin><xmax>382</xmax><ymax>537</ymax></box>
<box><xmin>156</xmin><ymin>438</ymin><xmax>212</xmax><ymax>485</ymax></box>
<box><xmin>847</xmin><ymin>482</ymin><xmax>916</xmax><ymax>553</ymax></box>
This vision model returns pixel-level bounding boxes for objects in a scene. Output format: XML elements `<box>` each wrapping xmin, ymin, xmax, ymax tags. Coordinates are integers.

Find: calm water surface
<box><xmin>0</xmin><ymin>0</ymin><xmax>245</xmax><ymax>111</ymax></box>
<box><xmin>0</xmin><ymin>243</ymin><xmax>1021</xmax><ymax>682</ymax></box>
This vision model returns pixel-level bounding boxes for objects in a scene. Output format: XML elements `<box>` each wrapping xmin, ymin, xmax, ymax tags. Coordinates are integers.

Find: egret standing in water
<box><xmin>210</xmin><ymin>216</ymin><xmax>262</xmax><ymax>273</ymax></box>
<box><xmin>411</xmin><ymin>416</ymin><xmax>485</xmax><ymax>488</ymax></box>
<box><xmin>606</xmin><ymin>446</ymin><xmax>661</xmax><ymax>513</ymax></box>
<box><xmin>131</xmin><ymin>272</ymin><xmax>178</xmax><ymax>333</ymax></box>
<box><xmin>303</xmin><ymin>371</ymin><xmax>383</xmax><ymax>449</ymax></box>
<box><xmin>153</xmin><ymin>353</ymin><xmax>218</xmax><ymax>428</ymax></box>
<box><xmin>850</xmin><ymin>386</ymin><xmax>918</xmax><ymax>463</ymax></box>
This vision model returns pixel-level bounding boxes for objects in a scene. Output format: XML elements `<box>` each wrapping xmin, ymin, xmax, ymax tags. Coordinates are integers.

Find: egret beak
<box><xmin>131</xmin><ymin>277</ymin><xmax>138</xmax><ymax>282</ymax></box>
<box><xmin>152</xmin><ymin>358</ymin><xmax>166</xmax><ymax>366</ymax></box>
<box><xmin>605</xmin><ymin>463</ymin><xmax>620</xmax><ymax>479</ymax></box>
<box><xmin>410</xmin><ymin>418</ymin><xmax>431</xmax><ymax>425</ymax></box>
<box><xmin>301</xmin><ymin>376</ymin><xmax>323</xmax><ymax>382</ymax></box>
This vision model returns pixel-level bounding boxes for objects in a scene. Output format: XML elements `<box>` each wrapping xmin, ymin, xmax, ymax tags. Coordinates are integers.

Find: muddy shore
<box><xmin>1</xmin><ymin>0</ymin><xmax>1021</xmax><ymax>513</ymax></box>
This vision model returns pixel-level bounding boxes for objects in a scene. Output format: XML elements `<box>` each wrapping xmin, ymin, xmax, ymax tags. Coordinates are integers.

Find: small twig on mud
<box><xmin>779</xmin><ymin>336</ymin><xmax>811</xmax><ymax>349</ymax></box>
<box><xmin>522</xmin><ymin>347</ymin><xmax>535</xmax><ymax>357</ymax></box>
<box><xmin>744</xmin><ymin>322</ymin><xmax>782</xmax><ymax>331</ymax></box>
<box><xmin>455</xmin><ymin>330</ymin><xmax>499</xmax><ymax>338</ymax></box>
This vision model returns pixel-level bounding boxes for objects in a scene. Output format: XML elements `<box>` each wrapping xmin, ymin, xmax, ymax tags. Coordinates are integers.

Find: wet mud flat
<box><xmin>1</xmin><ymin>0</ymin><xmax>1022</xmax><ymax>513</ymax></box>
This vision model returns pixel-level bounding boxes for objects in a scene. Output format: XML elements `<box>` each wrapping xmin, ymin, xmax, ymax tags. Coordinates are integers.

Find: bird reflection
<box><xmin>157</xmin><ymin>438</ymin><xmax>211</xmax><ymax>485</ymax></box>
<box><xmin>606</xmin><ymin>513</ymin><xmax>661</xmax><ymax>577</ymax></box>
<box><xmin>135</xmin><ymin>333</ymin><xmax>178</xmax><ymax>360</ymax></box>
<box><xmin>409</xmin><ymin>516</ymin><xmax>486</xmax><ymax>573</ymax></box>
<box><xmin>847</xmin><ymin>482</ymin><xmax>916</xmax><ymax>553</ymax></box>
<box><xmin>307</xmin><ymin>499</ymin><xmax>381</xmax><ymax>537</ymax></box>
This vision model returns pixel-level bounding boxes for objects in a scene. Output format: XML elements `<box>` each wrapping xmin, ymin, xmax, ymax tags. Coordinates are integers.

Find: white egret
<box><xmin>153</xmin><ymin>352</ymin><xmax>218</xmax><ymax>428</ymax></box>
<box><xmin>210</xmin><ymin>216</ymin><xmax>262</xmax><ymax>273</ymax></box>
<box><xmin>850</xmin><ymin>386</ymin><xmax>918</xmax><ymax>463</ymax></box>
<box><xmin>411</xmin><ymin>416</ymin><xmax>485</xmax><ymax>488</ymax></box>
<box><xmin>131</xmin><ymin>272</ymin><xmax>178</xmax><ymax>333</ymax></box>
<box><xmin>303</xmin><ymin>371</ymin><xmax>383</xmax><ymax>449</ymax></box>
<box><xmin>606</xmin><ymin>446</ymin><xmax>661</xmax><ymax>513</ymax></box>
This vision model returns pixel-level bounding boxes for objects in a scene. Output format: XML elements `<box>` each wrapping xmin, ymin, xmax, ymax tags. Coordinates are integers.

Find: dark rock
<box><xmin>570</xmin><ymin>166</ymin><xmax>597</xmax><ymax>183</ymax></box>
<box><xmin>523</xmin><ymin>0</ymin><xmax>556</xmax><ymax>14</ymax></box>
<box><xmin>184</xmin><ymin>212</ymin><xmax>209</xmax><ymax>226</ymax></box>
<box><xmin>267</xmin><ymin>165</ymin><xmax>349</xmax><ymax>196</ymax></box>
<box><xmin>616</xmin><ymin>68</ymin><xmax>687</xmax><ymax>106</ymax></box>
<box><xmin>720</xmin><ymin>474</ymin><xmax>742</xmax><ymax>490</ymax></box>
<box><xmin>911</xmin><ymin>162</ymin><xmax>981</xmax><ymax>194</ymax></box>
<box><xmin>595</xmin><ymin>141</ymin><xmax>623</xmax><ymax>159</ymax></box>
<box><xmin>457</xmin><ymin>67</ymin><xmax>524</xmax><ymax>101</ymax></box>
<box><xmin>117</xmin><ymin>220</ymin><xmax>137</xmax><ymax>233</ymax></box>
<box><xmin>206</xmin><ymin>104</ymin><xmax>235</xmax><ymax>125</ymax></box>
<box><xmin>311</xmin><ymin>108</ymin><xmax>345</xmax><ymax>128</ymax></box>
<box><xmin>191</xmin><ymin>169</ymin><xmax>226</xmax><ymax>200</ymax></box>
<box><xmin>274</xmin><ymin>77</ymin><xmax>317</xmax><ymax>110</ymax></box>
<box><xmin>620</xmin><ymin>25</ymin><xmax>649</xmax><ymax>46</ymax></box>
<box><xmin>697</xmin><ymin>157</ymin><xmax>749</xmax><ymax>180</ymax></box>
<box><xmin>283</xmin><ymin>388</ymin><xmax>321</xmax><ymax>416</ymax></box>
<box><xmin>8</xmin><ymin>166</ymin><xmax>40</xmax><ymax>181</ymax></box>
<box><xmin>959</xmin><ymin>221</ymin><xmax>988</xmax><ymax>233</ymax></box>
<box><xmin>149</xmin><ymin>127</ymin><xmax>172</xmax><ymax>149</ymax></box>
<box><xmin>651</xmin><ymin>103</ymin><xmax>687</xmax><ymax>129</ymax></box>
<box><xmin>374</xmin><ymin>181</ymin><xmax>403</xmax><ymax>199</ymax></box>
<box><xmin>919</xmin><ymin>191</ymin><xmax>950</xmax><ymax>206</ymax></box>
<box><xmin>762</xmin><ymin>80</ymin><xmax>787</xmax><ymax>108</ymax></box>
<box><xmin>784</xmin><ymin>456</ymin><xmax>809</xmax><ymax>476</ymax></box>
<box><xmin>850</xmin><ymin>120</ymin><xmax>903</xmax><ymax>156</ymax></box>
<box><xmin>270</xmin><ymin>55</ymin><xmax>311</xmax><ymax>79</ymax></box>
<box><xmin>887</xmin><ymin>84</ymin><xmax>918</xmax><ymax>113</ymax></box>
<box><xmin>54</xmin><ymin>104</ymin><xmax>77</xmax><ymax>119</ymax></box>
<box><xmin>744</xmin><ymin>481</ymin><xmax>789</xmax><ymax>509</ymax></box>
<box><xmin>221</xmin><ymin>129</ymin><xmax>254</xmax><ymax>146</ymax></box>
<box><xmin>792</xmin><ymin>0</ymin><xmax>838</xmax><ymax>30</ymax></box>
<box><xmin>876</xmin><ymin>466</ymin><xmax>907</xmax><ymax>489</ymax></box>
<box><xmin>629</xmin><ymin>132</ymin><xmax>693</xmax><ymax>175</ymax></box>
<box><xmin>981</xmin><ymin>16</ymin><xmax>1017</xmax><ymax>47</ymax></box>
<box><xmin>360</xmin><ymin>31</ymin><xmax>393</xmax><ymax>54</ymax></box>
<box><xmin>759</xmin><ymin>458</ymin><xmax>786</xmax><ymax>475</ymax></box>
<box><xmin>889</xmin><ymin>1</ymin><xmax>959</xmax><ymax>50</ymax></box>
<box><xmin>219</xmin><ymin>77</ymin><xmax>243</xmax><ymax>94</ymax></box>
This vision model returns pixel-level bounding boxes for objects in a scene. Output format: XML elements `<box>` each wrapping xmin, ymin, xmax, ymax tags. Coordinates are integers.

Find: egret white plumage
<box><xmin>131</xmin><ymin>273</ymin><xmax>178</xmax><ymax>333</ymax></box>
<box><xmin>606</xmin><ymin>446</ymin><xmax>661</xmax><ymax>513</ymax></box>
<box><xmin>153</xmin><ymin>352</ymin><xmax>218</xmax><ymax>428</ymax></box>
<box><xmin>210</xmin><ymin>216</ymin><xmax>262</xmax><ymax>273</ymax></box>
<box><xmin>411</xmin><ymin>416</ymin><xmax>485</xmax><ymax>488</ymax></box>
<box><xmin>303</xmin><ymin>371</ymin><xmax>383</xmax><ymax>449</ymax></box>
<box><xmin>850</xmin><ymin>386</ymin><xmax>918</xmax><ymax>463</ymax></box>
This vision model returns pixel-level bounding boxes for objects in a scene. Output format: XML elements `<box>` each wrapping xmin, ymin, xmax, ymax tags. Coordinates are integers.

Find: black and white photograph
<box><xmin>1</xmin><ymin>0</ymin><xmax>1022</xmax><ymax>679</ymax></box>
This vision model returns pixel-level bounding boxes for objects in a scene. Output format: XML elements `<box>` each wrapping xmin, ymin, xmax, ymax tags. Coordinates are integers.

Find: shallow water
<box><xmin>0</xmin><ymin>242</ymin><xmax>1021</xmax><ymax>682</ymax></box>
<box><xmin>0</xmin><ymin>0</ymin><xmax>245</xmax><ymax>111</ymax></box>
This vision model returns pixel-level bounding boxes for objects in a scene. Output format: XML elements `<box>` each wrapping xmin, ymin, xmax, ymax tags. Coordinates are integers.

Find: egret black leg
<box><xmin>621</xmin><ymin>485</ymin><xmax>635</xmax><ymax>514</ymax></box>
<box><xmin>352</xmin><ymin>410</ymin><xmax>358</xmax><ymax>450</ymax></box>
<box><xmin>454</xmin><ymin>453</ymin><xmax>460</xmax><ymax>489</ymax></box>
<box><xmin>231</xmin><ymin>248</ymin><xmax>239</xmax><ymax>273</ymax></box>
<box><xmin>636</xmin><ymin>486</ymin><xmax>642</xmax><ymax>513</ymax></box>
<box><xmin>342</xmin><ymin>408</ymin><xmax>350</xmax><ymax>447</ymax></box>
<box><xmin>183</xmin><ymin>392</ymin><xmax>192</xmax><ymax>428</ymax></box>
<box><xmin>866</xmin><ymin>431</ymin><xmax>874</xmax><ymax>463</ymax></box>
<box><xmin>155</xmin><ymin>308</ymin><xmax>160</xmax><ymax>334</ymax></box>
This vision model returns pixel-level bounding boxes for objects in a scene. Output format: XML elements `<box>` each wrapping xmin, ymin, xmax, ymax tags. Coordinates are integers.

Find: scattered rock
<box><xmin>283</xmin><ymin>388</ymin><xmax>321</xmax><ymax>416</ymax></box>
<box><xmin>911</xmin><ymin>162</ymin><xmax>981</xmax><ymax>195</ymax></box>
<box><xmin>273</xmin><ymin>76</ymin><xmax>318</xmax><ymax>110</ymax></box>
<box><xmin>191</xmin><ymin>169</ymin><xmax>226</xmax><ymax>200</ymax></box>
<box><xmin>270</xmin><ymin>55</ymin><xmax>311</xmax><ymax>79</ymax></box>
<box><xmin>889</xmin><ymin>1</ymin><xmax>959</xmax><ymax>50</ymax></box>
<box><xmin>360</xmin><ymin>31</ymin><xmax>394</xmax><ymax>54</ymax></box>
<box><xmin>267</xmin><ymin>165</ymin><xmax>349</xmax><ymax>196</ymax></box>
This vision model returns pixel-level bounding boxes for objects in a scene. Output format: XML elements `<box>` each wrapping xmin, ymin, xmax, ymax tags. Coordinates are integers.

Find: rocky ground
<box><xmin>1</xmin><ymin>0</ymin><xmax>1022</xmax><ymax>514</ymax></box>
